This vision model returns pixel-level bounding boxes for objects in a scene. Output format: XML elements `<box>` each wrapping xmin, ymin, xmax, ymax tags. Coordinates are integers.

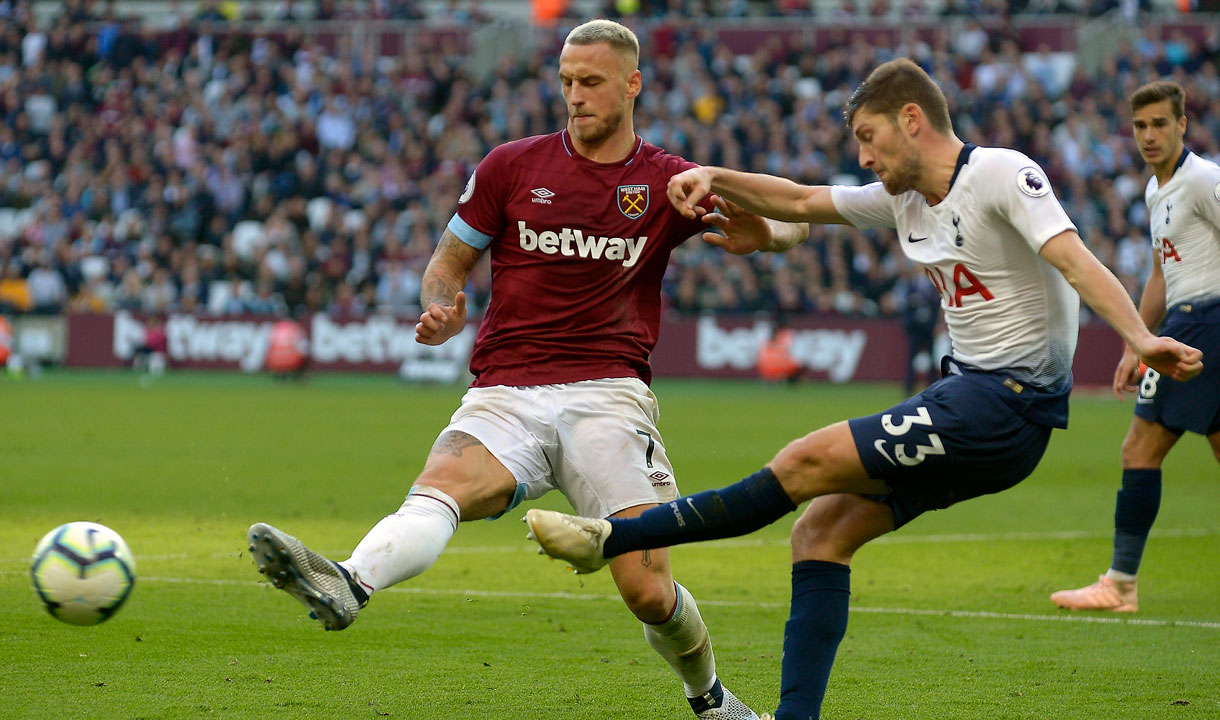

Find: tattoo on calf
<box><xmin>431</xmin><ymin>431</ymin><xmax>483</xmax><ymax>457</ymax></box>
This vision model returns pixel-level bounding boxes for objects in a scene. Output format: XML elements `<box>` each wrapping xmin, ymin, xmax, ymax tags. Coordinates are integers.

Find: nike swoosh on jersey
<box><xmin>873</xmin><ymin>439</ymin><xmax>897</xmax><ymax>466</ymax></box>
<box><xmin>907</xmin><ymin>235</ymin><xmax>928</xmax><ymax>243</ymax></box>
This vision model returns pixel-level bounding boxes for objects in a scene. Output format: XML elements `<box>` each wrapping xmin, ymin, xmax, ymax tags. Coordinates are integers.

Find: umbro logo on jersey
<box><xmin>531</xmin><ymin>188</ymin><xmax>555</xmax><ymax>205</ymax></box>
<box><xmin>907</xmin><ymin>234</ymin><xmax>928</xmax><ymax>243</ymax></box>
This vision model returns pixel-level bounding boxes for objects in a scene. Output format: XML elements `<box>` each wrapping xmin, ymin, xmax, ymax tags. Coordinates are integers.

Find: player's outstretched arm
<box><xmin>416</xmin><ymin>228</ymin><xmax>483</xmax><ymax>346</ymax></box>
<box><xmin>699</xmin><ymin>196</ymin><xmax>810</xmax><ymax>254</ymax></box>
<box><xmin>668</xmin><ymin>166</ymin><xmax>847</xmax><ymax>225</ymax></box>
<box><xmin>1112</xmin><ymin>256</ymin><xmax>1168</xmax><ymax>399</ymax></box>
<box><xmin>1040</xmin><ymin>230</ymin><xmax>1202</xmax><ymax>382</ymax></box>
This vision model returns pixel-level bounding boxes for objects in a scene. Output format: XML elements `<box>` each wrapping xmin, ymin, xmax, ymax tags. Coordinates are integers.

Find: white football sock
<box><xmin>644</xmin><ymin>582</ymin><xmax>717</xmax><ymax>698</ymax></box>
<box><xmin>340</xmin><ymin>485</ymin><xmax>461</xmax><ymax>595</ymax></box>
<box><xmin>1106</xmin><ymin>569</ymin><xmax>1137</xmax><ymax>583</ymax></box>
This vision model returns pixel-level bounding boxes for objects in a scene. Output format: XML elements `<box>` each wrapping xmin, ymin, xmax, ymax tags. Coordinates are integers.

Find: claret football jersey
<box><xmin>447</xmin><ymin>130</ymin><xmax>709</xmax><ymax>387</ymax></box>
<box><xmin>832</xmin><ymin>144</ymin><xmax>1079</xmax><ymax>389</ymax></box>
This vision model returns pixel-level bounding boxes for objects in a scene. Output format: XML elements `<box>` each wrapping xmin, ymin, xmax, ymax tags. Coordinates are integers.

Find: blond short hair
<box><xmin>565</xmin><ymin>19</ymin><xmax>639</xmax><ymax>70</ymax></box>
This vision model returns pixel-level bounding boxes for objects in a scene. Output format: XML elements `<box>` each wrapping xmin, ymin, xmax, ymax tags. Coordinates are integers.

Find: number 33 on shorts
<box><xmin>874</xmin><ymin>406</ymin><xmax>946</xmax><ymax>467</ymax></box>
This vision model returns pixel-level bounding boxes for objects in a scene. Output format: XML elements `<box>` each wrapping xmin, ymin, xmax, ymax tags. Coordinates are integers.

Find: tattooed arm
<box><xmin>415</xmin><ymin>228</ymin><xmax>486</xmax><ymax>346</ymax></box>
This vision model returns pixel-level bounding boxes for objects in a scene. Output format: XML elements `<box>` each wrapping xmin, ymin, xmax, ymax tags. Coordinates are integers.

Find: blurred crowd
<box><xmin>0</xmin><ymin>0</ymin><xmax>1217</xmax><ymax>324</ymax></box>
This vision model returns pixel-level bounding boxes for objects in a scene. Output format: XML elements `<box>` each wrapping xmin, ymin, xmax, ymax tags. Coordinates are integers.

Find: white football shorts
<box><xmin>440</xmin><ymin>377</ymin><xmax>679</xmax><ymax>519</ymax></box>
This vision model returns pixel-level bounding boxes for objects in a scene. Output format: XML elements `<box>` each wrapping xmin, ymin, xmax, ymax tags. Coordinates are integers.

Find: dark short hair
<box><xmin>844</xmin><ymin>58</ymin><xmax>952</xmax><ymax>134</ymax></box>
<box><xmin>1129</xmin><ymin>80</ymin><xmax>1185</xmax><ymax>119</ymax></box>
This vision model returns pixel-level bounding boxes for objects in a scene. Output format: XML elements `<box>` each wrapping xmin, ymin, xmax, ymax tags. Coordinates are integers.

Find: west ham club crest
<box><xmin>618</xmin><ymin>185</ymin><xmax>648</xmax><ymax>220</ymax></box>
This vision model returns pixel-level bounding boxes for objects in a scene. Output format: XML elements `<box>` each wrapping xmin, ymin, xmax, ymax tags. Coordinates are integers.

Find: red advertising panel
<box><xmin>64</xmin><ymin>312</ymin><xmax>1123</xmax><ymax>387</ymax></box>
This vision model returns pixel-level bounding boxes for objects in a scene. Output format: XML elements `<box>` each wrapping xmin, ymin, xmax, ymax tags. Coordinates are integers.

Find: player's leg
<box><xmin>341</xmin><ymin>383</ymin><xmax>559</xmax><ymax>597</ymax></box>
<box><xmin>247</xmin><ymin>436</ymin><xmax>517</xmax><ymax>630</ymax></box>
<box><xmin>1050</xmin><ymin>416</ymin><xmax>1178</xmax><ymax>612</ymax></box>
<box><xmin>527</xmin><ymin>420</ymin><xmax>883</xmax><ymax>570</ymax></box>
<box><xmin>770</xmin><ymin>377</ymin><xmax>1050</xmax><ymax>720</ymax></box>
<box><xmin>251</xmin><ymin>386</ymin><xmax>543</xmax><ymax>630</ymax></box>
<box><xmin>1113</xmin><ymin>417</ymin><xmax>1179</xmax><ymax>576</ymax></box>
<box><xmin>605</xmin><ymin>514</ymin><xmax>752</xmax><ymax>719</ymax></box>
<box><xmin>340</xmin><ymin>432</ymin><xmax>518</xmax><ymax>593</ymax></box>
<box><xmin>552</xmin><ymin>379</ymin><xmax>758</xmax><ymax>719</ymax></box>
<box><xmin>527</xmin><ymin>373</ymin><xmax>1046</xmax><ymax>572</ymax></box>
<box><xmin>775</xmin><ymin>495</ymin><xmax>894</xmax><ymax>720</ymax></box>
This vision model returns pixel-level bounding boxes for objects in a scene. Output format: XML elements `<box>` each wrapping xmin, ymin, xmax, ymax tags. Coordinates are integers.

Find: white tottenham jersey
<box><xmin>1145</xmin><ymin>150</ymin><xmax>1220</xmax><ymax>307</ymax></box>
<box><xmin>832</xmin><ymin>145</ymin><xmax>1078</xmax><ymax>387</ymax></box>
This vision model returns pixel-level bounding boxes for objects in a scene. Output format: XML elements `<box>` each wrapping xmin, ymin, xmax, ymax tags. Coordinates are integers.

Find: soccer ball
<box><xmin>30</xmin><ymin>522</ymin><xmax>136</xmax><ymax>626</ymax></box>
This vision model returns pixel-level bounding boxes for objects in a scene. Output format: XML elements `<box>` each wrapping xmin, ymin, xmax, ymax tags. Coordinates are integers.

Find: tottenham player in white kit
<box><xmin>245</xmin><ymin>20</ymin><xmax>798</xmax><ymax>719</ymax></box>
<box><xmin>1052</xmin><ymin>81</ymin><xmax>1220</xmax><ymax>613</ymax></box>
<box><xmin>524</xmin><ymin>59</ymin><xmax>1203</xmax><ymax>720</ymax></box>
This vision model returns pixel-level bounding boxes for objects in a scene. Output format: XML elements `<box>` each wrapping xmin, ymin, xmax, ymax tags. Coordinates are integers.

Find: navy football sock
<box><xmin>775</xmin><ymin>560</ymin><xmax>851</xmax><ymax>720</ymax></box>
<box><xmin>1111</xmin><ymin>468</ymin><xmax>1162</xmax><ymax>576</ymax></box>
<box><xmin>602</xmin><ymin>468</ymin><xmax>796</xmax><ymax>558</ymax></box>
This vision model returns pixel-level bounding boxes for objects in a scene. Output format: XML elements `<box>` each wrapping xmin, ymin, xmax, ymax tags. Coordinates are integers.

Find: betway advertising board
<box><xmin>64</xmin><ymin>313</ymin><xmax>1123</xmax><ymax>386</ymax></box>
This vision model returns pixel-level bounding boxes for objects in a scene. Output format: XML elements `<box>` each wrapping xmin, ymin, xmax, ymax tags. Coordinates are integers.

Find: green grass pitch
<box><xmin>1</xmin><ymin>370</ymin><xmax>1217</xmax><ymax>719</ymax></box>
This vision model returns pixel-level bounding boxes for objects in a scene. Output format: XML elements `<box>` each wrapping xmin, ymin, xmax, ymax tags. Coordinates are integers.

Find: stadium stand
<box><xmin>0</xmin><ymin>0</ymin><xmax>1216</xmax><ymax>325</ymax></box>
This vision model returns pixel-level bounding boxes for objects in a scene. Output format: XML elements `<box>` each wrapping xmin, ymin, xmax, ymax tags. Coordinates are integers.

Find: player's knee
<box><xmin>789</xmin><ymin>512</ymin><xmax>854</xmax><ymax>564</ymax></box>
<box><xmin>1119</xmin><ymin>432</ymin><xmax>1146</xmax><ymax>468</ymax></box>
<box><xmin>1120</xmin><ymin>427</ymin><xmax>1169</xmax><ymax>468</ymax></box>
<box><xmin>771</xmin><ymin>433</ymin><xmax>832</xmax><ymax>497</ymax></box>
<box><xmin>616</xmin><ymin>575</ymin><xmax>674</xmax><ymax>622</ymax></box>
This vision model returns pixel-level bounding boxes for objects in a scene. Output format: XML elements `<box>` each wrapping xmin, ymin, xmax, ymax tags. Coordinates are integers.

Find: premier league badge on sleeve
<box><xmin>459</xmin><ymin>171</ymin><xmax>476</xmax><ymax>204</ymax></box>
<box><xmin>1016</xmin><ymin>167</ymin><xmax>1050</xmax><ymax>198</ymax></box>
<box><xmin>617</xmin><ymin>184</ymin><xmax>649</xmax><ymax>219</ymax></box>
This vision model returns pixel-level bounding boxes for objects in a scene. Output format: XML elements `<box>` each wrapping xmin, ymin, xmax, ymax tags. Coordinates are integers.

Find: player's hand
<box><xmin>1132</xmin><ymin>336</ymin><xmax>1203</xmax><ymax>383</ymax></box>
<box><xmin>1111</xmin><ymin>346</ymin><xmax>1143</xmax><ymax>400</ymax></box>
<box><xmin>700</xmin><ymin>195</ymin><xmax>772</xmax><ymax>255</ymax></box>
<box><xmin>415</xmin><ymin>291</ymin><xmax>467</xmax><ymax>346</ymax></box>
<box><xmin>667</xmin><ymin>167</ymin><xmax>714</xmax><ymax>219</ymax></box>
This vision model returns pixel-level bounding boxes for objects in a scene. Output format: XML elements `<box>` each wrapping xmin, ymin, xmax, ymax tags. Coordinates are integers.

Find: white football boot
<box><xmin>523</xmin><ymin>509</ymin><xmax>612</xmax><ymax>574</ymax></box>
<box><xmin>689</xmin><ymin>679</ymin><xmax>760</xmax><ymax>720</ymax></box>
<box><xmin>248</xmin><ymin>522</ymin><xmax>365</xmax><ymax>630</ymax></box>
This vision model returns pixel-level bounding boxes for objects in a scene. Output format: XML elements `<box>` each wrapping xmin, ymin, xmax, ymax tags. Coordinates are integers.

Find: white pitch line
<box><xmin>2</xmin><ymin>527</ymin><xmax>1218</xmax><ymax>565</ymax></box>
<box><xmin>9</xmin><ymin>570</ymin><xmax>1219</xmax><ymax>630</ymax></box>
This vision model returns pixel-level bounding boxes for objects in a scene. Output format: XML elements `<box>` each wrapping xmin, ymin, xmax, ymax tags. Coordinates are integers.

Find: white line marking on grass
<box><xmin>1</xmin><ymin>527</ymin><xmax>1218</xmax><ymax>565</ymax></box>
<box><xmin>8</xmin><ymin>570</ymin><xmax>1218</xmax><ymax>630</ymax></box>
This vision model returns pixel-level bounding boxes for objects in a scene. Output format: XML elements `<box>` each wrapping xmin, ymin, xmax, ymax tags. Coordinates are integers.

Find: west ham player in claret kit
<box><xmin>247</xmin><ymin>19</ymin><xmax>808</xmax><ymax>720</ymax></box>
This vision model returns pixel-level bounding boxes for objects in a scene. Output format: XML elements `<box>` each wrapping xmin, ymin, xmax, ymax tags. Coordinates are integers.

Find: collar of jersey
<box><xmin>1158</xmin><ymin>146</ymin><xmax>1193</xmax><ymax>191</ymax></box>
<box><xmin>947</xmin><ymin>142</ymin><xmax>977</xmax><ymax>194</ymax></box>
<box><xmin>560</xmin><ymin>130</ymin><xmax>645</xmax><ymax>167</ymax></box>
<box><xmin>1172</xmin><ymin>145</ymin><xmax>1190</xmax><ymax>174</ymax></box>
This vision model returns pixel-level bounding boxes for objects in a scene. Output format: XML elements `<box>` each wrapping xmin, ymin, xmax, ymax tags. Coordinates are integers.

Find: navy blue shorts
<box><xmin>1134</xmin><ymin>298</ymin><xmax>1220</xmax><ymax>436</ymax></box>
<box><xmin>848</xmin><ymin>362</ymin><xmax>1068</xmax><ymax>528</ymax></box>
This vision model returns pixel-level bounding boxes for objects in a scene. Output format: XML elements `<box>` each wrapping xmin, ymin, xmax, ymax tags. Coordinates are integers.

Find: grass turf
<box><xmin>1</xmin><ymin>370</ymin><xmax>1217</xmax><ymax>719</ymax></box>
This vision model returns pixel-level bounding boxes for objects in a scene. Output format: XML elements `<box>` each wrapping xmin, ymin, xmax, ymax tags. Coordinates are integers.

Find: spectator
<box><xmin>0</xmin><ymin>6</ymin><xmax>1210</xmax><ymax>329</ymax></box>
